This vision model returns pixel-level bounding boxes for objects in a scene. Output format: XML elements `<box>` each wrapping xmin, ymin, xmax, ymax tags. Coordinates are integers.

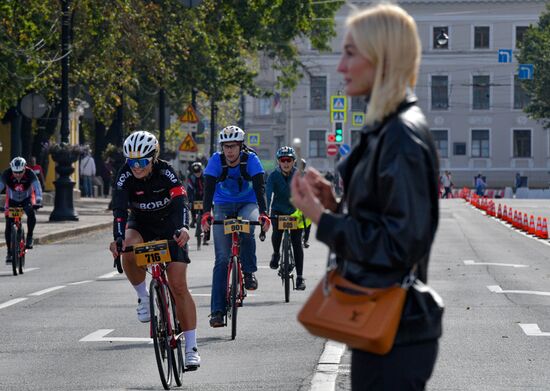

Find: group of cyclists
<box><xmin>107</xmin><ymin>125</ymin><xmax>314</xmax><ymax>370</ymax></box>
<box><xmin>1</xmin><ymin>124</ymin><xmax>312</xmax><ymax>373</ymax></box>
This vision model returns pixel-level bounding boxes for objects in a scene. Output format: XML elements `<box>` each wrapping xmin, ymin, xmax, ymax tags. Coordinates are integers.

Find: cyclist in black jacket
<box><xmin>108</xmin><ymin>130</ymin><xmax>200</xmax><ymax>369</ymax></box>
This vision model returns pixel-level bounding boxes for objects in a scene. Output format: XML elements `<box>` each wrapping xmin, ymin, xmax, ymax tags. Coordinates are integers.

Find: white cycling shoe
<box><xmin>136</xmin><ymin>297</ymin><xmax>150</xmax><ymax>323</ymax></box>
<box><xmin>185</xmin><ymin>347</ymin><xmax>201</xmax><ymax>370</ymax></box>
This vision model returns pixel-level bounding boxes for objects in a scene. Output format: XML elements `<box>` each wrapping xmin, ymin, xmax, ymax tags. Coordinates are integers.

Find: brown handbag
<box><xmin>297</xmin><ymin>269</ymin><xmax>412</xmax><ymax>355</ymax></box>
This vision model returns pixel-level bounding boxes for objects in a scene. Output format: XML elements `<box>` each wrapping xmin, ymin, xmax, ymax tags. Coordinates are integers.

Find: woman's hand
<box><xmin>290</xmin><ymin>173</ymin><xmax>325</xmax><ymax>225</ymax></box>
<box><xmin>303</xmin><ymin>168</ymin><xmax>339</xmax><ymax>212</ymax></box>
<box><xmin>174</xmin><ymin>228</ymin><xmax>190</xmax><ymax>247</ymax></box>
<box><xmin>109</xmin><ymin>238</ymin><xmax>124</xmax><ymax>258</ymax></box>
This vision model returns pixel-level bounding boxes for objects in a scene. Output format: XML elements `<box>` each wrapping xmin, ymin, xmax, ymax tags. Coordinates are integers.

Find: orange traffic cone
<box><xmin>529</xmin><ymin>215</ymin><xmax>536</xmax><ymax>235</ymax></box>
<box><xmin>523</xmin><ymin>213</ymin><xmax>529</xmax><ymax>231</ymax></box>
<box><xmin>542</xmin><ymin>218</ymin><xmax>549</xmax><ymax>239</ymax></box>
<box><xmin>503</xmin><ymin>205</ymin><xmax>507</xmax><ymax>220</ymax></box>
<box><xmin>536</xmin><ymin>217</ymin><xmax>542</xmax><ymax>237</ymax></box>
<box><xmin>497</xmin><ymin>204</ymin><xmax>502</xmax><ymax>219</ymax></box>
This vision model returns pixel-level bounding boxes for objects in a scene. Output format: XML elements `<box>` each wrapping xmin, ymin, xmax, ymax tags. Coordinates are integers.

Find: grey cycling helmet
<box><xmin>123</xmin><ymin>131</ymin><xmax>159</xmax><ymax>159</ymax></box>
<box><xmin>10</xmin><ymin>157</ymin><xmax>26</xmax><ymax>173</ymax></box>
<box><xmin>276</xmin><ymin>146</ymin><xmax>296</xmax><ymax>160</ymax></box>
<box><xmin>218</xmin><ymin>126</ymin><xmax>245</xmax><ymax>144</ymax></box>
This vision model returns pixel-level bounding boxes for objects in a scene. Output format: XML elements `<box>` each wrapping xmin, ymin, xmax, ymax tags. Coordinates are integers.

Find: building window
<box><xmin>433</xmin><ymin>26</ymin><xmax>449</xmax><ymax>49</ymax></box>
<box><xmin>453</xmin><ymin>142</ymin><xmax>466</xmax><ymax>156</ymax></box>
<box><xmin>514</xmin><ymin>75</ymin><xmax>531</xmax><ymax>110</ymax></box>
<box><xmin>258</xmin><ymin>96</ymin><xmax>271</xmax><ymax>116</ymax></box>
<box><xmin>274</xmin><ymin>135</ymin><xmax>284</xmax><ymax>150</ymax></box>
<box><xmin>474</xmin><ymin>26</ymin><xmax>490</xmax><ymax>49</ymax></box>
<box><xmin>431</xmin><ymin>75</ymin><xmax>449</xmax><ymax>110</ymax></box>
<box><xmin>473</xmin><ymin>75</ymin><xmax>490</xmax><ymax>110</ymax></box>
<box><xmin>351</xmin><ymin>96</ymin><xmax>367</xmax><ymax>112</ymax></box>
<box><xmin>471</xmin><ymin>129</ymin><xmax>490</xmax><ymax>157</ymax></box>
<box><xmin>513</xmin><ymin>129</ymin><xmax>531</xmax><ymax>158</ymax></box>
<box><xmin>309</xmin><ymin>130</ymin><xmax>326</xmax><ymax>158</ymax></box>
<box><xmin>430</xmin><ymin>130</ymin><xmax>448</xmax><ymax>158</ymax></box>
<box><xmin>310</xmin><ymin>76</ymin><xmax>327</xmax><ymax>110</ymax></box>
<box><xmin>516</xmin><ymin>26</ymin><xmax>528</xmax><ymax>49</ymax></box>
<box><xmin>351</xmin><ymin>130</ymin><xmax>361</xmax><ymax>147</ymax></box>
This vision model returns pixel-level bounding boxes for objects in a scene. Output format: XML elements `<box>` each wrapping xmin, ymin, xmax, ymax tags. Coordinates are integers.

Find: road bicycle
<box><xmin>274</xmin><ymin>215</ymin><xmax>299</xmax><ymax>303</ymax></box>
<box><xmin>210</xmin><ymin>217</ymin><xmax>265</xmax><ymax>340</ymax></box>
<box><xmin>192</xmin><ymin>201</ymin><xmax>204</xmax><ymax>250</ymax></box>
<box><xmin>1</xmin><ymin>206</ymin><xmax>27</xmax><ymax>276</ymax></box>
<box><xmin>117</xmin><ymin>233</ymin><xmax>186</xmax><ymax>390</ymax></box>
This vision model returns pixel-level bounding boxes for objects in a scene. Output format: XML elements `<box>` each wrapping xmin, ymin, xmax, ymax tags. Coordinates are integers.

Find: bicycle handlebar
<box><xmin>116</xmin><ymin>230</ymin><xmax>183</xmax><ymax>253</ymax></box>
<box><xmin>210</xmin><ymin>219</ymin><xmax>266</xmax><ymax>242</ymax></box>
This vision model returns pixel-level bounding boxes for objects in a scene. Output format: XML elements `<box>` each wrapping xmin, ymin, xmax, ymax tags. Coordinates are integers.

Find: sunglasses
<box><xmin>279</xmin><ymin>157</ymin><xmax>294</xmax><ymax>163</ymax></box>
<box><xmin>127</xmin><ymin>157</ymin><xmax>152</xmax><ymax>169</ymax></box>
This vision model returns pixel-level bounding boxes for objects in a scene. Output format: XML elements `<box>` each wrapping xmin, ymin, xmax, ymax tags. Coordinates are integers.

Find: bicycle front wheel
<box><xmin>11</xmin><ymin>226</ymin><xmax>18</xmax><ymax>276</ymax></box>
<box><xmin>150</xmin><ymin>279</ymin><xmax>173</xmax><ymax>390</ymax></box>
<box><xmin>282</xmin><ymin>233</ymin><xmax>291</xmax><ymax>303</ymax></box>
<box><xmin>229</xmin><ymin>257</ymin><xmax>239</xmax><ymax>340</ymax></box>
<box><xmin>169</xmin><ymin>290</ymin><xmax>184</xmax><ymax>386</ymax></box>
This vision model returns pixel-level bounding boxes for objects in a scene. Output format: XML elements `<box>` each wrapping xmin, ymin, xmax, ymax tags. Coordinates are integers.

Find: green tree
<box><xmin>516</xmin><ymin>3</ymin><xmax>550</xmax><ymax>128</ymax></box>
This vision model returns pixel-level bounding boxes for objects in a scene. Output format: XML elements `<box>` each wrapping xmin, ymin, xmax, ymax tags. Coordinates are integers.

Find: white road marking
<box><xmin>487</xmin><ymin>285</ymin><xmax>550</xmax><ymax>296</ymax></box>
<box><xmin>463</xmin><ymin>260</ymin><xmax>528</xmax><ymax>268</ymax></box>
<box><xmin>0</xmin><ymin>267</ymin><xmax>39</xmax><ymax>276</ymax></box>
<box><xmin>310</xmin><ymin>341</ymin><xmax>346</xmax><ymax>391</ymax></box>
<box><xmin>519</xmin><ymin>323</ymin><xmax>550</xmax><ymax>336</ymax></box>
<box><xmin>68</xmin><ymin>280</ymin><xmax>93</xmax><ymax>285</ymax></box>
<box><xmin>80</xmin><ymin>329</ymin><xmax>152</xmax><ymax>344</ymax></box>
<box><xmin>0</xmin><ymin>297</ymin><xmax>28</xmax><ymax>309</ymax></box>
<box><xmin>28</xmin><ymin>285</ymin><xmax>66</xmax><ymax>296</ymax></box>
<box><xmin>97</xmin><ymin>271</ymin><xmax>120</xmax><ymax>279</ymax></box>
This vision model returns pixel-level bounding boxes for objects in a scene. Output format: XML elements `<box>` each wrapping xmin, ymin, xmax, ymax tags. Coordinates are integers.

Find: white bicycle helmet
<box><xmin>10</xmin><ymin>157</ymin><xmax>26</xmax><ymax>173</ymax></box>
<box><xmin>123</xmin><ymin>131</ymin><xmax>159</xmax><ymax>159</ymax></box>
<box><xmin>218</xmin><ymin>126</ymin><xmax>245</xmax><ymax>144</ymax></box>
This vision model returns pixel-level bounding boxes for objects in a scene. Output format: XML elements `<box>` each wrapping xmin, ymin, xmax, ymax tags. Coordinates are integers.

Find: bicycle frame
<box><xmin>225</xmin><ymin>231</ymin><xmax>245</xmax><ymax>307</ymax></box>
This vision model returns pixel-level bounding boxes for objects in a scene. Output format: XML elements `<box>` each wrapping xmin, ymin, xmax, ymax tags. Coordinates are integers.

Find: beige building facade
<box><xmin>245</xmin><ymin>0</ymin><xmax>548</xmax><ymax>188</ymax></box>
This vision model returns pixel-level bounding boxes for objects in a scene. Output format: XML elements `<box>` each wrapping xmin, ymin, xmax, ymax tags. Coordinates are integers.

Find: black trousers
<box><xmin>351</xmin><ymin>341</ymin><xmax>438</xmax><ymax>391</ymax></box>
<box><xmin>270</xmin><ymin>213</ymin><xmax>304</xmax><ymax>276</ymax></box>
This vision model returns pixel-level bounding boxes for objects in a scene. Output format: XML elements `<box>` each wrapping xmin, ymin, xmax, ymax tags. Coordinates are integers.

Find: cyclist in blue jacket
<box><xmin>201</xmin><ymin>125</ymin><xmax>271</xmax><ymax>327</ymax></box>
<box><xmin>266</xmin><ymin>146</ymin><xmax>306</xmax><ymax>290</ymax></box>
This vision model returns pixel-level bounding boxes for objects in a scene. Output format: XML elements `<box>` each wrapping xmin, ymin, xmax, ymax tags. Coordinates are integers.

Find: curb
<box><xmin>0</xmin><ymin>222</ymin><xmax>112</xmax><ymax>248</ymax></box>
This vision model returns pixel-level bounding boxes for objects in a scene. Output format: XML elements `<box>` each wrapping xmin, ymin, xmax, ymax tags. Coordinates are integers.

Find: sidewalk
<box><xmin>0</xmin><ymin>196</ymin><xmax>112</xmax><ymax>248</ymax></box>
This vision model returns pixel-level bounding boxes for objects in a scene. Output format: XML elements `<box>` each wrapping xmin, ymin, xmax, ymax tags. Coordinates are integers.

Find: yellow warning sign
<box><xmin>178</xmin><ymin>133</ymin><xmax>198</xmax><ymax>152</ymax></box>
<box><xmin>179</xmin><ymin>104</ymin><xmax>199</xmax><ymax>123</ymax></box>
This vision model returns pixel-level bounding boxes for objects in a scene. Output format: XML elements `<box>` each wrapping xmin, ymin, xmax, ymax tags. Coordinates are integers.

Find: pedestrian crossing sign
<box><xmin>352</xmin><ymin>112</ymin><xmax>365</xmax><ymax>127</ymax></box>
<box><xmin>330</xmin><ymin>111</ymin><xmax>347</xmax><ymax>123</ymax></box>
<box><xmin>331</xmin><ymin>95</ymin><xmax>347</xmax><ymax>112</ymax></box>
<box><xmin>179</xmin><ymin>104</ymin><xmax>199</xmax><ymax>124</ymax></box>
<box><xmin>248</xmin><ymin>133</ymin><xmax>260</xmax><ymax>146</ymax></box>
<box><xmin>178</xmin><ymin>133</ymin><xmax>198</xmax><ymax>152</ymax></box>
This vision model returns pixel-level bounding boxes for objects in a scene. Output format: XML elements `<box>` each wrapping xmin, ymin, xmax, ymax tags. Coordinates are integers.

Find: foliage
<box><xmin>516</xmin><ymin>3</ymin><xmax>550</xmax><ymax>128</ymax></box>
<box><xmin>48</xmin><ymin>142</ymin><xmax>85</xmax><ymax>162</ymax></box>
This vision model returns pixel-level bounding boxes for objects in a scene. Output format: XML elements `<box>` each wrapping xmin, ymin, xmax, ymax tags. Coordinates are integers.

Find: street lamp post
<box><xmin>50</xmin><ymin>0</ymin><xmax>79</xmax><ymax>221</ymax></box>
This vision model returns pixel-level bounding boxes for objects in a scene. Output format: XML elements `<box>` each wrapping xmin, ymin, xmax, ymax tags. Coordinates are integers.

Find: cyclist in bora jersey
<box><xmin>266</xmin><ymin>147</ymin><xmax>307</xmax><ymax>290</ymax></box>
<box><xmin>201</xmin><ymin>125</ymin><xmax>271</xmax><ymax>328</ymax></box>
<box><xmin>0</xmin><ymin>157</ymin><xmax>43</xmax><ymax>263</ymax></box>
<box><xmin>108</xmin><ymin>131</ymin><xmax>200</xmax><ymax>369</ymax></box>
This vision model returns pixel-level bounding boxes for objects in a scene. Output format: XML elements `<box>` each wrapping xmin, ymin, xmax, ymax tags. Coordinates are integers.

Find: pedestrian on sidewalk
<box><xmin>441</xmin><ymin>171</ymin><xmax>453</xmax><ymax>199</ymax></box>
<box><xmin>29</xmin><ymin>156</ymin><xmax>45</xmax><ymax>191</ymax></box>
<box><xmin>291</xmin><ymin>4</ymin><xmax>441</xmax><ymax>390</ymax></box>
<box><xmin>80</xmin><ymin>148</ymin><xmax>96</xmax><ymax>197</ymax></box>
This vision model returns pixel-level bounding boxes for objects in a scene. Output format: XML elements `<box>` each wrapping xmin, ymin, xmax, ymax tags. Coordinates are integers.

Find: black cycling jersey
<box><xmin>111</xmin><ymin>159</ymin><xmax>190</xmax><ymax>240</ymax></box>
<box><xmin>186</xmin><ymin>174</ymin><xmax>204</xmax><ymax>203</ymax></box>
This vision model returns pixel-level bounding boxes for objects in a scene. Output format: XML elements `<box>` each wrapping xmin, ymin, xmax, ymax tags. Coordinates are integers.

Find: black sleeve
<box><xmin>112</xmin><ymin>167</ymin><xmax>130</xmax><ymax>239</ymax></box>
<box><xmin>168</xmin><ymin>191</ymin><xmax>190</xmax><ymax>231</ymax></box>
<box><xmin>203</xmin><ymin>174</ymin><xmax>217</xmax><ymax>213</ymax></box>
<box><xmin>251</xmin><ymin>173</ymin><xmax>267</xmax><ymax>215</ymax></box>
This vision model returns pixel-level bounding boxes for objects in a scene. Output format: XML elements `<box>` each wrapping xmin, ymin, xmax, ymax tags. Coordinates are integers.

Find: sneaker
<box><xmin>269</xmin><ymin>253</ymin><xmax>280</xmax><ymax>270</ymax></box>
<box><xmin>185</xmin><ymin>347</ymin><xmax>201</xmax><ymax>370</ymax></box>
<box><xmin>136</xmin><ymin>297</ymin><xmax>150</xmax><ymax>323</ymax></box>
<box><xmin>5</xmin><ymin>254</ymin><xmax>12</xmax><ymax>264</ymax></box>
<box><xmin>202</xmin><ymin>239</ymin><xmax>209</xmax><ymax>246</ymax></box>
<box><xmin>209</xmin><ymin>311</ymin><xmax>225</xmax><ymax>328</ymax></box>
<box><xmin>25</xmin><ymin>237</ymin><xmax>33</xmax><ymax>249</ymax></box>
<box><xmin>296</xmin><ymin>277</ymin><xmax>306</xmax><ymax>291</ymax></box>
<box><xmin>244</xmin><ymin>272</ymin><xmax>258</xmax><ymax>290</ymax></box>
<box><xmin>303</xmin><ymin>240</ymin><xmax>310</xmax><ymax>249</ymax></box>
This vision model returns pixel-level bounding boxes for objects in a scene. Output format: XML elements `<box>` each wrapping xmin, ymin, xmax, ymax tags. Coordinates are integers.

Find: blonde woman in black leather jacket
<box><xmin>291</xmin><ymin>4</ymin><xmax>441</xmax><ymax>390</ymax></box>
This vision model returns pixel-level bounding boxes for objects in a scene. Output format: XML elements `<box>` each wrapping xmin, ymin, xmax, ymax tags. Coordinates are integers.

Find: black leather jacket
<box><xmin>317</xmin><ymin>95</ymin><xmax>439</xmax><ymax>289</ymax></box>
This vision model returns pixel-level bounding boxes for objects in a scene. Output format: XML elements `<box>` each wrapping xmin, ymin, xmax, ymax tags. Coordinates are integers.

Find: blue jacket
<box><xmin>266</xmin><ymin>167</ymin><xmax>297</xmax><ymax>215</ymax></box>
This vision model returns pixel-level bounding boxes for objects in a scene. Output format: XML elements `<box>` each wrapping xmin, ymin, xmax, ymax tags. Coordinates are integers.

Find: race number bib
<box><xmin>223</xmin><ymin>219</ymin><xmax>251</xmax><ymax>234</ymax></box>
<box><xmin>134</xmin><ymin>240</ymin><xmax>172</xmax><ymax>266</ymax></box>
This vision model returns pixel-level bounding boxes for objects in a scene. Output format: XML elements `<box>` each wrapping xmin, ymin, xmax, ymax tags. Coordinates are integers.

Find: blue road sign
<box><xmin>518</xmin><ymin>64</ymin><xmax>534</xmax><ymax>80</ymax></box>
<box><xmin>498</xmin><ymin>49</ymin><xmax>513</xmax><ymax>63</ymax></box>
<box><xmin>331</xmin><ymin>96</ymin><xmax>347</xmax><ymax>111</ymax></box>
<box><xmin>339</xmin><ymin>144</ymin><xmax>351</xmax><ymax>156</ymax></box>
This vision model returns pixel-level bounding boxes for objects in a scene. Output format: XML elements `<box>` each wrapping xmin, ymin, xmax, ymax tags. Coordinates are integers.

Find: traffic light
<box><xmin>334</xmin><ymin>122</ymin><xmax>344</xmax><ymax>143</ymax></box>
<box><xmin>326</xmin><ymin>133</ymin><xmax>336</xmax><ymax>143</ymax></box>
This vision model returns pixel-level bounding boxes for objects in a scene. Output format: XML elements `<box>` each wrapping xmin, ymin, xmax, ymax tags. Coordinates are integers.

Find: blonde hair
<box><xmin>346</xmin><ymin>3</ymin><xmax>421</xmax><ymax>125</ymax></box>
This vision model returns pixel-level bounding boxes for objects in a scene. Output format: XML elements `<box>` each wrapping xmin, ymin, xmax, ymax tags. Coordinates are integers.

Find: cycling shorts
<box><xmin>127</xmin><ymin>215</ymin><xmax>190</xmax><ymax>263</ymax></box>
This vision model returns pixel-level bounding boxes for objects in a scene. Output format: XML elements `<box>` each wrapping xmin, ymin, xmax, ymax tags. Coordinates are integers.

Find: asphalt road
<box><xmin>3</xmin><ymin>198</ymin><xmax>550</xmax><ymax>390</ymax></box>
